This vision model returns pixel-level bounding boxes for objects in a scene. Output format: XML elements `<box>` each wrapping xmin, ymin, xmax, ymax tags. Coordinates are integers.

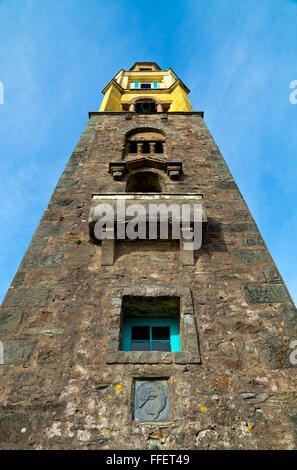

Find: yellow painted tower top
<box><xmin>99</xmin><ymin>62</ymin><xmax>193</xmax><ymax>112</ymax></box>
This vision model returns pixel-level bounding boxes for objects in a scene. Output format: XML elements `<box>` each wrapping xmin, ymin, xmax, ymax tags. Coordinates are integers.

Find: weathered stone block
<box><xmin>240</xmin><ymin>392</ymin><xmax>269</xmax><ymax>404</ymax></box>
<box><xmin>261</xmin><ymin>336</ymin><xmax>296</xmax><ymax>369</ymax></box>
<box><xmin>106</xmin><ymin>339</ymin><xmax>118</xmax><ymax>351</ymax></box>
<box><xmin>1</xmin><ymin>340</ymin><xmax>37</xmax><ymax>365</ymax></box>
<box><xmin>243</xmin><ymin>284</ymin><xmax>291</xmax><ymax>304</ymax></box>
<box><xmin>109</xmin><ymin>327</ymin><xmax>120</xmax><ymax>338</ymax></box>
<box><xmin>264</xmin><ymin>265</ymin><xmax>281</xmax><ymax>282</ymax></box>
<box><xmin>183</xmin><ymin>315</ymin><xmax>194</xmax><ymax>325</ymax></box>
<box><xmin>180</xmin><ymin>237</ymin><xmax>194</xmax><ymax>266</ymax></box>
<box><xmin>215</xmin><ymin>181</ymin><xmax>237</xmax><ymax>190</ymax></box>
<box><xmin>11</xmin><ymin>272</ymin><xmax>25</xmax><ymax>288</ymax></box>
<box><xmin>185</xmin><ymin>339</ymin><xmax>199</xmax><ymax>351</ymax></box>
<box><xmin>110</xmin><ymin>307</ymin><xmax>121</xmax><ymax>316</ymax></box>
<box><xmin>49</xmin><ymin>199</ymin><xmax>82</xmax><ymax>207</ymax></box>
<box><xmin>2</xmin><ymin>289</ymin><xmax>52</xmax><ymax>308</ymax></box>
<box><xmin>244</xmin><ymin>235</ymin><xmax>264</xmax><ymax>246</ymax></box>
<box><xmin>288</xmin><ymin>414</ymin><xmax>297</xmax><ymax>450</ymax></box>
<box><xmin>222</xmin><ymin>223</ymin><xmax>258</xmax><ymax>233</ymax></box>
<box><xmin>147</xmin><ymin>351</ymin><xmax>160</xmax><ymax>364</ymax></box>
<box><xmin>173</xmin><ymin>352</ymin><xmax>187</xmax><ymax>364</ymax></box>
<box><xmin>233</xmin><ymin>212</ymin><xmax>253</xmax><ymax>223</ymax></box>
<box><xmin>10</xmin><ymin>373</ymin><xmax>30</xmax><ymax>381</ymax></box>
<box><xmin>0</xmin><ymin>310</ymin><xmax>23</xmax><ymax>332</ymax></box>
<box><xmin>106</xmin><ymin>352</ymin><xmax>116</xmax><ymax>364</ymax></box>
<box><xmin>27</xmin><ymin>237</ymin><xmax>48</xmax><ymax>252</ymax></box>
<box><xmin>0</xmin><ymin>415</ymin><xmax>30</xmax><ymax>444</ymax></box>
<box><xmin>189</xmin><ymin>352</ymin><xmax>201</xmax><ymax>363</ymax></box>
<box><xmin>35</xmin><ymin>222</ymin><xmax>64</xmax><ymax>237</ymax></box>
<box><xmin>279</xmin><ymin>305</ymin><xmax>297</xmax><ymax>331</ymax></box>
<box><xmin>232</xmin><ymin>249</ymin><xmax>271</xmax><ymax>264</ymax></box>
<box><xmin>56</xmin><ymin>177</ymin><xmax>77</xmax><ymax>189</ymax></box>
<box><xmin>115</xmin><ymin>352</ymin><xmax>130</xmax><ymax>363</ymax></box>
<box><xmin>23</xmin><ymin>253</ymin><xmax>63</xmax><ymax>269</ymax></box>
<box><xmin>23</xmin><ymin>326</ymin><xmax>64</xmax><ymax>336</ymax></box>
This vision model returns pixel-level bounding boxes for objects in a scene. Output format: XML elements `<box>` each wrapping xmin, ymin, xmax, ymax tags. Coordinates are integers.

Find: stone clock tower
<box><xmin>0</xmin><ymin>62</ymin><xmax>296</xmax><ymax>450</ymax></box>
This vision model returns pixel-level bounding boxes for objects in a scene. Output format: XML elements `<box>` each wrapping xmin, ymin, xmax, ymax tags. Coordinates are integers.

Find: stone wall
<box><xmin>0</xmin><ymin>111</ymin><xmax>296</xmax><ymax>449</ymax></box>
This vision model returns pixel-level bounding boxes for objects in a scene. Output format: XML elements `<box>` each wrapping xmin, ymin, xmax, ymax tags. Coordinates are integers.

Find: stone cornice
<box><xmin>89</xmin><ymin>111</ymin><xmax>204</xmax><ymax>118</ymax></box>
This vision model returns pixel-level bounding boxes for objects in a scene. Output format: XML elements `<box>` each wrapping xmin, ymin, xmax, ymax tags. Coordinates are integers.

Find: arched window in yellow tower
<box><xmin>135</xmin><ymin>100</ymin><xmax>156</xmax><ymax>113</ymax></box>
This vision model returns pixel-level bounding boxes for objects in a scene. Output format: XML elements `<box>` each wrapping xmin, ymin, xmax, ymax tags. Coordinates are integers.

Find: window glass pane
<box><xmin>153</xmin><ymin>81</ymin><xmax>158</xmax><ymax>88</ymax></box>
<box><xmin>135</xmin><ymin>102</ymin><xmax>156</xmax><ymax>113</ymax></box>
<box><xmin>152</xmin><ymin>341</ymin><xmax>171</xmax><ymax>352</ymax></box>
<box><xmin>131</xmin><ymin>341</ymin><xmax>150</xmax><ymax>351</ymax></box>
<box><xmin>152</xmin><ymin>326</ymin><xmax>170</xmax><ymax>341</ymax></box>
<box><xmin>132</xmin><ymin>326</ymin><xmax>150</xmax><ymax>340</ymax></box>
<box><xmin>134</xmin><ymin>82</ymin><xmax>139</xmax><ymax>88</ymax></box>
<box><xmin>141</xmin><ymin>83</ymin><xmax>151</xmax><ymax>89</ymax></box>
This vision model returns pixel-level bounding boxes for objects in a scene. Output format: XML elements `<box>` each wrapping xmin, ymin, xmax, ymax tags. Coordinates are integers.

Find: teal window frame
<box><xmin>133</xmin><ymin>82</ymin><xmax>158</xmax><ymax>89</ymax></box>
<box><xmin>122</xmin><ymin>317</ymin><xmax>181</xmax><ymax>352</ymax></box>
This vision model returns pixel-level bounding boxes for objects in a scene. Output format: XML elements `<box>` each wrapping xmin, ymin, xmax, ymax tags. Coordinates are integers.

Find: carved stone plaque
<box><xmin>134</xmin><ymin>380</ymin><xmax>170</xmax><ymax>422</ymax></box>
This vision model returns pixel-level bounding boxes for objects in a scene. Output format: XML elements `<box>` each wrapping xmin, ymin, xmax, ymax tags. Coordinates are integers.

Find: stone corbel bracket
<box><xmin>166</xmin><ymin>162</ymin><xmax>183</xmax><ymax>180</ymax></box>
<box><xmin>108</xmin><ymin>162</ymin><xmax>126</xmax><ymax>181</ymax></box>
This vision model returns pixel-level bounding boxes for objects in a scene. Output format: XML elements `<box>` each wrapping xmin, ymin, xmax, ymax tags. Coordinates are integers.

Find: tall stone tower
<box><xmin>0</xmin><ymin>62</ymin><xmax>296</xmax><ymax>450</ymax></box>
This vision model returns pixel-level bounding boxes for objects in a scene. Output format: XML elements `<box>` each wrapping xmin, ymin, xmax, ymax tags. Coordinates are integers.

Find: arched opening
<box><xmin>126</xmin><ymin>171</ymin><xmax>162</xmax><ymax>193</ymax></box>
<box><xmin>125</xmin><ymin>128</ymin><xmax>165</xmax><ymax>157</ymax></box>
<box><xmin>135</xmin><ymin>100</ymin><xmax>156</xmax><ymax>113</ymax></box>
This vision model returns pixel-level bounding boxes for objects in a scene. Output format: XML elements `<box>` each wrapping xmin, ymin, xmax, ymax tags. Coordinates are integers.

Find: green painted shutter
<box><xmin>134</xmin><ymin>81</ymin><xmax>139</xmax><ymax>89</ymax></box>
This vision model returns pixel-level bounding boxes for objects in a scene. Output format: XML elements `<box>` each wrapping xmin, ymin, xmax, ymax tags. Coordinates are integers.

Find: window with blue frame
<box><xmin>133</xmin><ymin>82</ymin><xmax>158</xmax><ymax>89</ymax></box>
<box><xmin>122</xmin><ymin>318</ymin><xmax>181</xmax><ymax>352</ymax></box>
<box><xmin>121</xmin><ymin>295</ymin><xmax>181</xmax><ymax>353</ymax></box>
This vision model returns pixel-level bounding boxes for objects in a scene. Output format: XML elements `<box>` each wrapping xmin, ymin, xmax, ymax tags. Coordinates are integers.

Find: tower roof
<box><xmin>129</xmin><ymin>62</ymin><xmax>162</xmax><ymax>72</ymax></box>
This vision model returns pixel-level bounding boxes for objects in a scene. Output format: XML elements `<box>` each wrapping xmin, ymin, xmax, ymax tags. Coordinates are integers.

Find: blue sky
<box><xmin>0</xmin><ymin>0</ymin><xmax>297</xmax><ymax>304</ymax></box>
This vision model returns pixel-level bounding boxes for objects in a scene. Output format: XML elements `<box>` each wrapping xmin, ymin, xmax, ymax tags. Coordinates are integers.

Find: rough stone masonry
<box><xmin>0</xmin><ymin>104</ymin><xmax>297</xmax><ymax>449</ymax></box>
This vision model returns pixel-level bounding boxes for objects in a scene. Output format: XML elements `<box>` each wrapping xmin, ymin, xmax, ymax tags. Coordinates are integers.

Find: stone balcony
<box><xmin>88</xmin><ymin>193</ymin><xmax>208</xmax><ymax>266</ymax></box>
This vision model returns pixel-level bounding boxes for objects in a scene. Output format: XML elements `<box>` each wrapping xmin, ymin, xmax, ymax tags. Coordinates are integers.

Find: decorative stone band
<box><xmin>108</xmin><ymin>158</ymin><xmax>183</xmax><ymax>181</ymax></box>
<box><xmin>106</xmin><ymin>285</ymin><xmax>201</xmax><ymax>365</ymax></box>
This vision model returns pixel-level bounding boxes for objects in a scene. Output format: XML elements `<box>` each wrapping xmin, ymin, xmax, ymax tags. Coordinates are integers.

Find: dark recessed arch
<box><xmin>125</xmin><ymin>170</ymin><xmax>163</xmax><ymax>193</ymax></box>
<box><xmin>126</xmin><ymin>127</ymin><xmax>166</xmax><ymax>140</ymax></box>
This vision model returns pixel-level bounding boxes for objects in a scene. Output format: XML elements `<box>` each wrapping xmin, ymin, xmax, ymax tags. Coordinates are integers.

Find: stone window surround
<box><xmin>106</xmin><ymin>285</ymin><xmax>201</xmax><ymax>365</ymax></box>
